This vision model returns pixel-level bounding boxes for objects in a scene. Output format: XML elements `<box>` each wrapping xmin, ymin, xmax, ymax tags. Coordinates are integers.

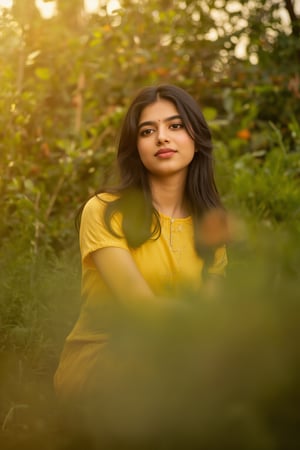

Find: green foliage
<box><xmin>0</xmin><ymin>240</ymin><xmax>81</xmax><ymax>357</ymax></box>
<box><xmin>0</xmin><ymin>226</ymin><xmax>299</xmax><ymax>449</ymax></box>
<box><xmin>1</xmin><ymin>0</ymin><xmax>299</xmax><ymax>249</ymax></box>
<box><xmin>215</xmin><ymin>127</ymin><xmax>300</xmax><ymax>227</ymax></box>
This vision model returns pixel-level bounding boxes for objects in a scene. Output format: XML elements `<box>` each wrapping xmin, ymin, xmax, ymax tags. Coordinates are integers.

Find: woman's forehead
<box><xmin>139</xmin><ymin>99</ymin><xmax>179</xmax><ymax>123</ymax></box>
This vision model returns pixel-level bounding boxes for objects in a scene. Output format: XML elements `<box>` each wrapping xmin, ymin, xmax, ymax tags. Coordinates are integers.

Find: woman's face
<box><xmin>137</xmin><ymin>99</ymin><xmax>195</xmax><ymax>178</ymax></box>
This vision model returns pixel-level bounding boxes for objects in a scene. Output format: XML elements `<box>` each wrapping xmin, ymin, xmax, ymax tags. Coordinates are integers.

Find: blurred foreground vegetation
<box><xmin>0</xmin><ymin>0</ymin><xmax>300</xmax><ymax>448</ymax></box>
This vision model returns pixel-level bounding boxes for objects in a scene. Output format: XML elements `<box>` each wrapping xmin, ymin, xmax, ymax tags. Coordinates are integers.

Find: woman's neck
<box><xmin>148</xmin><ymin>174</ymin><xmax>189</xmax><ymax>218</ymax></box>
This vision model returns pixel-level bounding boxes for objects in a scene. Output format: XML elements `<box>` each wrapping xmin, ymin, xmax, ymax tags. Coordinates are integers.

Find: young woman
<box><xmin>54</xmin><ymin>84</ymin><xmax>227</xmax><ymax>398</ymax></box>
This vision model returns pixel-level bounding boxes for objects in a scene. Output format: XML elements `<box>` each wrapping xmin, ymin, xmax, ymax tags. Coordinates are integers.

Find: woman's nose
<box><xmin>156</xmin><ymin>126</ymin><xmax>170</xmax><ymax>145</ymax></box>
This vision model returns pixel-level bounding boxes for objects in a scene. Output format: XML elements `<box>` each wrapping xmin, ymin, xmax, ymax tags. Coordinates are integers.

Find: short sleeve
<box><xmin>207</xmin><ymin>245</ymin><xmax>228</xmax><ymax>277</ymax></box>
<box><xmin>79</xmin><ymin>194</ymin><xmax>129</xmax><ymax>265</ymax></box>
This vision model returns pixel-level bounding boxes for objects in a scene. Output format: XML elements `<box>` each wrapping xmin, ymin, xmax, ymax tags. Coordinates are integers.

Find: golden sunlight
<box><xmin>35</xmin><ymin>0</ymin><xmax>56</xmax><ymax>19</ymax></box>
<box><xmin>0</xmin><ymin>0</ymin><xmax>12</xmax><ymax>7</ymax></box>
<box><xmin>85</xmin><ymin>0</ymin><xmax>99</xmax><ymax>13</ymax></box>
<box><xmin>0</xmin><ymin>0</ymin><xmax>120</xmax><ymax>17</ymax></box>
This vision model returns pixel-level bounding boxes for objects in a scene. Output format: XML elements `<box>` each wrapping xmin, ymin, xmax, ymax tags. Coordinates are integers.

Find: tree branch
<box><xmin>284</xmin><ymin>0</ymin><xmax>300</xmax><ymax>37</ymax></box>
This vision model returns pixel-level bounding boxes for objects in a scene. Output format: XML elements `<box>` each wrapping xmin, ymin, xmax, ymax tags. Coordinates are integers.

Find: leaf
<box><xmin>24</xmin><ymin>178</ymin><xmax>35</xmax><ymax>192</ymax></box>
<box><xmin>26</xmin><ymin>50</ymin><xmax>41</xmax><ymax>66</ymax></box>
<box><xmin>34</xmin><ymin>67</ymin><xmax>51</xmax><ymax>80</ymax></box>
<box><xmin>203</xmin><ymin>107</ymin><xmax>218</xmax><ymax>121</ymax></box>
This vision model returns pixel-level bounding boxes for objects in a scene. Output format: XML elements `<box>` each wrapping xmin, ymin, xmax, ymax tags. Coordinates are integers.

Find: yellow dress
<box><xmin>54</xmin><ymin>193</ymin><xmax>227</xmax><ymax>397</ymax></box>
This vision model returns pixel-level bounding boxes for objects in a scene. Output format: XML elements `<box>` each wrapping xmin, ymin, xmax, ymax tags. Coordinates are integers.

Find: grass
<box><xmin>0</xmin><ymin>242</ymin><xmax>81</xmax><ymax>449</ymax></box>
<box><xmin>0</xmin><ymin>223</ymin><xmax>299</xmax><ymax>449</ymax></box>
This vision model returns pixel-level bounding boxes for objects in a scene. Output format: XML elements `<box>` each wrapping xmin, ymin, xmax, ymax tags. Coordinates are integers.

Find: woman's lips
<box><xmin>155</xmin><ymin>148</ymin><xmax>177</xmax><ymax>158</ymax></box>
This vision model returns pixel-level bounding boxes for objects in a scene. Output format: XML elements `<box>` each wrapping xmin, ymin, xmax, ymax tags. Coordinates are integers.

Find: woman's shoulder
<box><xmin>81</xmin><ymin>192</ymin><xmax>119</xmax><ymax>219</ymax></box>
<box><xmin>85</xmin><ymin>192</ymin><xmax>119</xmax><ymax>208</ymax></box>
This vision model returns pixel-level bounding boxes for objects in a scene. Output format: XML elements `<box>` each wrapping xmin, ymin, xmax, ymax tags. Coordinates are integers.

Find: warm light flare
<box><xmin>84</xmin><ymin>0</ymin><xmax>99</xmax><ymax>13</ymax></box>
<box><xmin>35</xmin><ymin>0</ymin><xmax>56</xmax><ymax>19</ymax></box>
<box><xmin>0</xmin><ymin>0</ymin><xmax>120</xmax><ymax>17</ymax></box>
<box><xmin>0</xmin><ymin>0</ymin><xmax>12</xmax><ymax>8</ymax></box>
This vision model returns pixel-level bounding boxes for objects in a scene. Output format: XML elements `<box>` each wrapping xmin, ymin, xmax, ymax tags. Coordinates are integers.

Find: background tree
<box><xmin>0</xmin><ymin>0</ymin><xmax>299</xmax><ymax>252</ymax></box>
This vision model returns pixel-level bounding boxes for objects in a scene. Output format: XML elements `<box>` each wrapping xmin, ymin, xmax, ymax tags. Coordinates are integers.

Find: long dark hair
<box><xmin>85</xmin><ymin>84</ymin><xmax>223</xmax><ymax>256</ymax></box>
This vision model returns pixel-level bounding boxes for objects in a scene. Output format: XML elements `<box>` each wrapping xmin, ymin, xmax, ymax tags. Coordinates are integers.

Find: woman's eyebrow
<box><xmin>138</xmin><ymin>115</ymin><xmax>182</xmax><ymax>129</ymax></box>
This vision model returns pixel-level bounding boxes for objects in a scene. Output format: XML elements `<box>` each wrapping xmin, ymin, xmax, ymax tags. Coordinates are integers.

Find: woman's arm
<box><xmin>91</xmin><ymin>247</ymin><xmax>155</xmax><ymax>303</ymax></box>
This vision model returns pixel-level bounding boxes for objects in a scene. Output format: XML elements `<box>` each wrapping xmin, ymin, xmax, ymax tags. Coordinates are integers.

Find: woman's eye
<box><xmin>170</xmin><ymin>123</ymin><xmax>184</xmax><ymax>130</ymax></box>
<box><xmin>140</xmin><ymin>128</ymin><xmax>154</xmax><ymax>137</ymax></box>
